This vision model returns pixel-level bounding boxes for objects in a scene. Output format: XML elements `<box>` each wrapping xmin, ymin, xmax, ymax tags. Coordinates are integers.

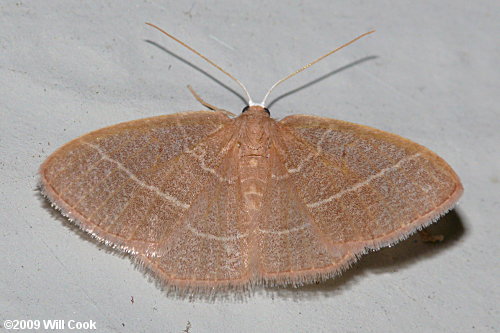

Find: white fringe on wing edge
<box><xmin>38</xmin><ymin>175</ymin><xmax>463</xmax><ymax>298</ymax></box>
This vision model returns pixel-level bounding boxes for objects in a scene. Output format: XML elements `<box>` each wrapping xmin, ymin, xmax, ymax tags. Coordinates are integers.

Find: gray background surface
<box><xmin>1</xmin><ymin>1</ymin><xmax>498</xmax><ymax>332</ymax></box>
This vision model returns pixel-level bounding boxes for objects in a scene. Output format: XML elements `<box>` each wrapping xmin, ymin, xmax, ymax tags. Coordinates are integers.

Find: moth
<box><xmin>40</xmin><ymin>23</ymin><xmax>463</xmax><ymax>292</ymax></box>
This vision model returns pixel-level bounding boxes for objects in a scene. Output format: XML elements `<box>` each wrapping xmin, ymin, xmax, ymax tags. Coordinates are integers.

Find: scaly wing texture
<box><xmin>256</xmin><ymin>144</ymin><xmax>349</xmax><ymax>285</ymax></box>
<box><xmin>40</xmin><ymin>111</ymin><xmax>234</xmax><ymax>255</ymax></box>
<box><xmin>41</xmin><ymin>110</ymin><xmax>463</xmax><ymax>291</ymax></box>
<box><xmin>258</xmin><ymin>114</ymin><xmax>463</xmax><ymax>284</ymax></box>
<box><xmin>137</xmin><ymin>144</ymin><xmax>254</xmax><ymax>290</ymax></box>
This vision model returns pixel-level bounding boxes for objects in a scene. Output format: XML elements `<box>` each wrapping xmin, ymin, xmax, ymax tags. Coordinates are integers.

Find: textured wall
<box><xmin>0</xmin><ymin>1</ymin><xmax>498</xmax><ymax>332</ymax></box>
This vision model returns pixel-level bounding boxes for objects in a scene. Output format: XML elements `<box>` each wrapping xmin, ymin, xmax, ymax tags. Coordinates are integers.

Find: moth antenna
<box><xmin>146</xmin><ymin>22</ymin><xmax>254</xmax><ymax>106</ymax></box>
<box><xmin>259</xmin><ymin>30</ymin><xmax>375</xmax><ymax>107</ymax></box>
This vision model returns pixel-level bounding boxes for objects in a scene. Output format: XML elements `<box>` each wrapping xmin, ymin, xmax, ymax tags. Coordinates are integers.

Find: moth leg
<box><xmin>187</xmin><ymin>85</ymin><xmax>236</xmax><ymax>117</ymax></box>
<box><xmin>418</xmin><ymin>229</ymin><xmax>444</xmax><ymax>243</ymax></box>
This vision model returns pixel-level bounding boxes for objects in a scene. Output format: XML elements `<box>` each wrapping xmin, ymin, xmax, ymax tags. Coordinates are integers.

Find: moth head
<box><xmin>241</xmin><ymin>105</ymin><xmax>270</xmax><ymax>116</ymax></box>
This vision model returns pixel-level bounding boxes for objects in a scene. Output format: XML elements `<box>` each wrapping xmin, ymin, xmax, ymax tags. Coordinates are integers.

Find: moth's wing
<box><xmin>136</xmin><ymin>144</ymin><xmax>254</xmax><ymax>290</ymax></box>
<box><xmin>256</xmin><ymin>143</ymin><xmax>349</xmax><ymax>284</ymax></box>
<box><xmin>40</xmin><ymin>111</ymin><xmax>234</xmax><ymax>255</ymax></box>
<box><xmin>257</xmin><ymin>114</ymin><xmax>463</xmax><ymax>284</ymax></box>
